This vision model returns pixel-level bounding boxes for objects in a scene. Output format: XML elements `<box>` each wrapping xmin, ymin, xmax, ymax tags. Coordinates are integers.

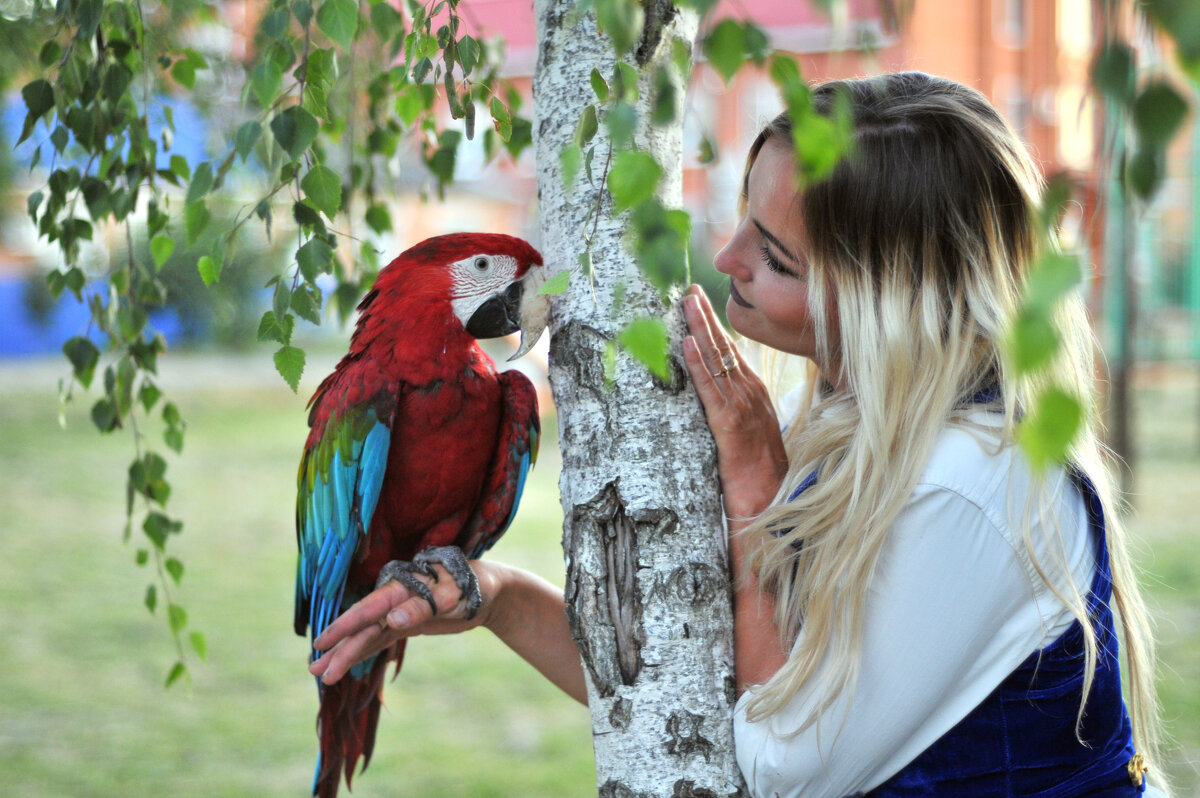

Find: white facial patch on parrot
<box><xmin>448</xmin><ymin>253</ymin><xmax>521</xmax><ymax>327</ymax></box>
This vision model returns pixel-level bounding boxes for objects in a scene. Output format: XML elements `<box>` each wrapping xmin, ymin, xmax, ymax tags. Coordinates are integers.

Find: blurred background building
<box><xmin>0</xmin><ymin>0</ymin><xmax>1196</xmax><ymax>367</ymax></box>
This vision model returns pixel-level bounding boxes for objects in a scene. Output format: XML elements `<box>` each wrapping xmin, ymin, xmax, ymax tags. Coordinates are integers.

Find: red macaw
<box><xmin>293</xmin><ymin>233</ymin><xmax>549</xmax><ymax>798</ymax></box>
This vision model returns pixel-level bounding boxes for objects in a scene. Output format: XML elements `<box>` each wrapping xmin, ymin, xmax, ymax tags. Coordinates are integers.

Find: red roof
<box><xmin>445</xmin><ymin>0</ymin><xmax>887</xmax><ymax>74</ymax></box>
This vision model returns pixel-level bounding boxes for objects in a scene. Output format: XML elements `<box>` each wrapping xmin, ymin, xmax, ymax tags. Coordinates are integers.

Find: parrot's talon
<box><xmin>375</xmin><ymin>559</ymin><xmax>439</xmax><ymax>616</ymax></box>
<box><xmin>412</xmin><ymin>545</ymin><xmax>483</xmax><ymax>621</ymax></box>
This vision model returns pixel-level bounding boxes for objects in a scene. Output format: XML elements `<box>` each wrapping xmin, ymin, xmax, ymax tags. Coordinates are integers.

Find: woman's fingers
<box><xmin>308</xmin><ymin>563</ymin><xmax>484</xmax><ymax>685</ymax></box>
<box><xmin>312</xmin><ymin>580</ymin><xmax>410</xmax><ymax>651</ymax></box>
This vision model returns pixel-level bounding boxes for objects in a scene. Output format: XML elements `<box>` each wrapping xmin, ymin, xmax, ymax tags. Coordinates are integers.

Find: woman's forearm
<box><xmin>481</xmin><ymin>562</ymin><xmax>588</xmax><ymax>704</ymax></box>
<box><xmin>729</xmin><ymin>519</ymin><xmax>789</xmax><ymax>694</ymax></box>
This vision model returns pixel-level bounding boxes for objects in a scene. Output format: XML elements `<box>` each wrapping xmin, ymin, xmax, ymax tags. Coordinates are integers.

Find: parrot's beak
<box><xmin>508</xmin><ymin>269</ymin><xmax>550</xmax><ymax>361</ymax></box>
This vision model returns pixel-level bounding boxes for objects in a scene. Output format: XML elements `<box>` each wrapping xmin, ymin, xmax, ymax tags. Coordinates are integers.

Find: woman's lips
<box><xmin>729</xmin><ymin>280</ymin><xmax>754</xmax><ymax>308</ymax></box>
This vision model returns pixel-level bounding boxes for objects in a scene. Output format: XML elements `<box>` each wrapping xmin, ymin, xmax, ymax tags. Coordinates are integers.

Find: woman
<box><xmin>310</xmin><ymin>72</ymin><xmax>1165</xmax><ymax>796</ymax></box>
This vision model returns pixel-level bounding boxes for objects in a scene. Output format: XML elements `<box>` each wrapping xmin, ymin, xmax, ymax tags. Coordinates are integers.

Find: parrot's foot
<box><xmin>374</xmin><ymin>546</ymin><xmax>482</xmax><ymax>620</ymax></box>
<box><xmin>374</xmin><ymin>559</ymin><xmax>438</xmax><ymax>614</ymax></box>
<box><xmin>414</xmin><ymin>546</ymin><xmax>483</xmax><ymax>621</ymax></box>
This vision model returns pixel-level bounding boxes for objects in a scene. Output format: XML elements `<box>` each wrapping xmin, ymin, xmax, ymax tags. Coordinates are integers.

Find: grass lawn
<box><xmin>0</xmin><ymin>355</ymin><xmax>594</xmax><ymax>798</ymax></box>
<box><xmin>0</xmin><ymin>355</ymin><xmax>1196</xmax><ymax>796</ymax></box>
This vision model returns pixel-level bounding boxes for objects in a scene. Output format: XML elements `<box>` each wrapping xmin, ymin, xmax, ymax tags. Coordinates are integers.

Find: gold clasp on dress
<box><xmin>1127</xmin><ymin>752</ymin><xmax>1148</xmax><ymax>788</ymax></box>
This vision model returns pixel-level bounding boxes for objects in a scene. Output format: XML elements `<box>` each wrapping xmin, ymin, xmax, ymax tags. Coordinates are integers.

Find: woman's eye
<box><xmin>760</xmin><ymin>244</ymin><xmax>796</xmax><ymax>277</ymax></box>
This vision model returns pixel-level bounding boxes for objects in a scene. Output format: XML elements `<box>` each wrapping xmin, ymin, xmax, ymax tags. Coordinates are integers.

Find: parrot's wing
<box><xmin>459</xmin><ymin>369</ymin><xmax>540</xmax><ymax>559</ymax></box>
<box><xmin>294</xmin><ymin>396</ymin><xmax>394</xmax><ymax>643</ymax></box>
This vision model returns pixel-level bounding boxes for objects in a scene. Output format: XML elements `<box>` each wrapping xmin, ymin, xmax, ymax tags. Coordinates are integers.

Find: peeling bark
<box><xmin>534</xmin><ymin>1</ymin><xmax>747</xmax><ymax>795</ymax></box>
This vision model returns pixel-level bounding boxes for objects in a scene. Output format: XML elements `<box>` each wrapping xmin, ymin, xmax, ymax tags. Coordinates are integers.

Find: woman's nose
<box><xmin>713</xmin><ymin>235</ymin><xmax>749</xmax><ymax>280</ymax></box>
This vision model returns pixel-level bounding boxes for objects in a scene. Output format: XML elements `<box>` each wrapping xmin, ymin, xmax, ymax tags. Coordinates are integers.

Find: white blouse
<box><xmin>733</xmin><ymin>416</ymin><xmax>1097</xmax><ymax>798</ymax></box>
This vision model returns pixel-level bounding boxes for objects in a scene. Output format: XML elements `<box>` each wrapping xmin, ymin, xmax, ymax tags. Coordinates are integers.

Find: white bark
<box><xmin>534</xmin><ymin>2</ymin><xmax>748</xmax><ymax>795</ymax></box>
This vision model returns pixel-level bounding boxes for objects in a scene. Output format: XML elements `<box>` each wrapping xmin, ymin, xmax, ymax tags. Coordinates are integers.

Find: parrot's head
<box><xmin>386</xmin><ymin>233</ymin><xmax>551</xmax><ymax>360</ymax></box>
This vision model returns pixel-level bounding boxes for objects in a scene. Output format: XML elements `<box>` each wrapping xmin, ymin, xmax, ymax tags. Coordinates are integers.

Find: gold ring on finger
<box><xmin>711</xmin><ymin>367</ymin><xmax>730</xmax><ymax>378</ymax></box>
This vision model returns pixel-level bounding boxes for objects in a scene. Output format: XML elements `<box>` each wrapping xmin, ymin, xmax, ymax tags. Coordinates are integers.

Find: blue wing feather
<box><xmin>295</xmin><ymin>405</ymin><xmax>392</xmax><ymax>653</ymax></box>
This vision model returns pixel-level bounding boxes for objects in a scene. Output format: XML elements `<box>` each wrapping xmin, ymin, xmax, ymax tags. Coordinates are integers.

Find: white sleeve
<box><xmin>734</xmin><ymin>483</ymin><xmax>1083</xmax><ymax>798</ymax></box>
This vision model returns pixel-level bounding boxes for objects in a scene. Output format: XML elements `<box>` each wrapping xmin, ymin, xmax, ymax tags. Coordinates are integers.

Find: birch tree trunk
<box><xmin>534</xmin><ymin>2</ymin><xmax>748</xmax><ymax>795</ymax></box>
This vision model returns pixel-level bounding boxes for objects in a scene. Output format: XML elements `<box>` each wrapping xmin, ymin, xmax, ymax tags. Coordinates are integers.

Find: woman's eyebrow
<box><xmin>753</xmin><ymin>219</ymin><xmax>799</xmax><ymax>263</ymax></box>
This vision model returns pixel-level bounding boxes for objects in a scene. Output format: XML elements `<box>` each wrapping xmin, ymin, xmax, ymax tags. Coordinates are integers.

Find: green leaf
<box><xmin>168</xmin><ymin>604</ymin><xmax>188</xmax><ymax>635</ymax></box>
<box><xmin>1007</xmin><ymin>310</ymin><xmax>1059</xmax><ymax>374</ymax></box>
<box><xmin>651</xmin><ymin>64</ymin><xmax>679</xmax><ymax>126</ymax></box>
<box><xmin>145</xmin><ymin>584</ymin><xmax>157</xmax><ymax>613</ymax></box>
<box><xmin>165</xmin><ymin>557</ymin><xmax>185</xmax><ymax>584</ymax></box>
<box><xmin>559</xmin><ymin>144</ymin><xmax>582</xmax><ymax>188</ymax></box>
<box><xmin>457</xmin><ymin>34</ymin><xmax>479</xmax><ymax>74</ymax></box>
<box><xmin>260</xmin><ymin>6</ymin><xmax>290</xmax><ymax>39</ymax></box>
<box><xmin>1127</xmin><ymin>147</ymin><xmax>1163</xmax><ymax>199</ymax></box>
<box><xmin>190</xmin><ymin>631</ymin><xmax>208</xmax><ymax>661</ymax></box>
<box><xmin>595</xmin><ymin>0</ymin><xmax>644</xmax><ymax>56</ymax></box>
<box><xmin>316</xmin><ymin>0</ymin><xmax>358</xmax><ymax>49</ymax></box>
<box><xmin>1016</xmin><ymin>388</ymin><xmax>1083</xmax><ymax>472</ymax></box>
<box><xmin>185</xmin><ymin>201</ymin><xmax>211</xmax><ymax>245</ymax></box>
<box><xmin>234</xmin><ymin>121</ymin><xmax>262</xmax><ymax>160</ymax></box>
<box><xmin>21</xmin><ymin>78</ymin><xmax>54</xmax><ymax>119</ymax></box>
<box><xmin>603</xmin><ymin>339</ymin><xmax>618</xmax><ymax>387</ymax></box>
<box><xmin>139</xmin><ymin>382</ymin><xmax>162</xmax><ymax>412</ymax></box>
<box><xmin>271</xmin><ymin>106</ymin><xmax>319</xmax><ymax>160</ymax></box>
<box><xmin>304</xmin><ymin>47</ymin><xmax>338</xmax><ymax>89</ymax></box>
<box><xmin>1024</xmin><ymin>252</ymin><xmax>1082</xmax><ymax>315</ymax></box>
<box><xmin>703</xmin><ymin>19</ymin><xmax>746</xmax><ymax>83</ymax></box>
<box><xmin>618</xmin><ymin>317</ymin><xmax>671</xmax><ymax>381</ymax></box>
<box><xmin>426</xmin><ymin>130</ymin><xmax>462</xmax><ymax>185</ymax></box>
<box><xmin>151</xmin><ymin>234</ymin><xmax>176</xmax><ymax>269</ymax></box>
<box><xmin>170</xmin><ymin>154</ymin><xmax>191</xmax><ymax>182</ymax></box>
<box><xmin>197</xmin><ymin>255</ymin><xmax>221</xmax><ymax>286</ymax></box>
<box><xmin>18</xmin><ymin>79</ymin><xmax>54</xmax><ymax>144</ymax></box>
<box><xmin>275</xmin><ymin>345</ymin><xmax>306</xmax><ymax>392</ymax></box>
<box><xmin>63</xmin><ymin>336</ymin><xmax>100</xmax><ymax>388</ymax></box>
<box><xmin>605</xmin><ymin>101</ymin><xmax>637</xmax><ymax>150</ymax></box>
<box><xmin>365</xmin><ymin>203</ymin><xmax>392</xmax><ymax>235</ymax></box>
<box><xmin>164</xmin><ymin>661</ymin><xmax>187</xmax><ymax>688</ymax></box>
<box><xmin>538</xmin><ymin>270</ymin><xmax>571</xmax><ymax>296</ymax></box>
<box><xmin>91</xmin><ymin>398</ymin><xmax>120</xmax><ymax>432</ymax></box>
<box><xmin>607</xmin><ymin>150</ymin><xmax>662</xmax><ymax>211</ymax></box>
<box><xmin>251</xmin><ymin>59</ymin><xmax>284</xmax><ymax>108</ymax></box>
<box><xmin>490</xmin><ymin>97</ymin><xmax>512</xmax><ymax>141</ymax></box>
<box><xmin>590</xmin><ymin>68</ymin><xmax>609</xmax><ymax>102</ymax></box>
<box><xmin>185</xmin><ymin>161</ymin><xmax>213</xmax><ymax>205</ymax></box>
<box><xmin>297</xmin><ymin>237</ymin><xmax>335</xmax><ymax>281</ymax></box>
<box><xmin>171</xmin><ymin>58</ymin><xmax>196</xmax><ymax>89</ymax></box>
<box><xmin>1090</xmin><ymin>42</ymin><xmax>1136</xmax><ymax>106</ymax></box>
<box><xmin>301</xmin><ymin>165</ymin><xmax>342</xmax><ymax>218</ymax></box>
<box><xmin>574</xmin><ymin>105</ymin><xmax>599</xmax><ymax>147</ymax></box>
<box><xmin>1133</xmin><ymin>80</ymin><xmax>1188</xmax><ymax>148</ymax></box>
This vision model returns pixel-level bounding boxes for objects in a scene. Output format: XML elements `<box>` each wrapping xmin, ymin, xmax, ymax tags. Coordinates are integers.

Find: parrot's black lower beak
<box><xmin>466</xmin><ymin>281</ymin><xmax>523</xmax><ymax>339</ymax></box>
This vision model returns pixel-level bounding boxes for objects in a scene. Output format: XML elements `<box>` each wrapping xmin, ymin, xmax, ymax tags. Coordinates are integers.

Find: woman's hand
<box><xmin>308</xmin><ymin>559</ymin><xmax>496</xmax><ymax>686</ymax></box>
<box><xmin>682</xmin><ymin>284</ymin><xmax>789</xmax><ymax>524</ymax></box>
<box><xmin>308</xmin><ymin>560</ymin><xmax>588</xmax><ymax>703</ymax></box>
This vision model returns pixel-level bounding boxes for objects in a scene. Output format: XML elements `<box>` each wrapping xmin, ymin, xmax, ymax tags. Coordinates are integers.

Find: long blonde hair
<box><xmin>740</xmin><ymin>72</ymin><xmax>1161</xmax><ymax>775</ymax></box>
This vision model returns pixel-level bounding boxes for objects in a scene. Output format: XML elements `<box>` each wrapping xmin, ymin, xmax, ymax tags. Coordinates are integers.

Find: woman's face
<box><xmin>714</xmin><ymin>139</ymin><xmax>829</xmax><ymax>363</ymax></box>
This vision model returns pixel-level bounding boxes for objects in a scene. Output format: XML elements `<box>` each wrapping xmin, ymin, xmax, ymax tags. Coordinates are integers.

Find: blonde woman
<box><xmin>311</xmin><ymin>72</ymin><xmax>1165</xmax><ymax>797</ymax></box>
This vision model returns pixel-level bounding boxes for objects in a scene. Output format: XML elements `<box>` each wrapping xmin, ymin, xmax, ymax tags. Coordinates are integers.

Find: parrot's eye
<box><xmin>473</xmin><ymin>257</ymin><xmax>490</xmax><ymax>271</ymax></box>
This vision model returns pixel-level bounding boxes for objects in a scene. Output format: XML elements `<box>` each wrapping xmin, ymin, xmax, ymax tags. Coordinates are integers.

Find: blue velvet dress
<box><xmin>859</xmin><ymin>468</ymin><xmax>1145</xmax><ymax>796</ymax></box>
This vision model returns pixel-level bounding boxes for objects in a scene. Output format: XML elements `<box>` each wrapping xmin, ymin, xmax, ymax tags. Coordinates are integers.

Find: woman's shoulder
<box><xmin>916</xmin><ymin>413</ymin><xmax>1022</xmax><ymax>508</ymax></box>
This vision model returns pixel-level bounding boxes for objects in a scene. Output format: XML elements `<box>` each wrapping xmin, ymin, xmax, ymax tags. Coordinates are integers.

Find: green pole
<box><xmin>1191</xmin><ymin>115</ymin><xmax>1200</xmax><ymax>360</ymax></box>
<box><xmin>1103</xmin><ymin>102</ymin><xmax>1133</xmax><ymax>494</ymax></box>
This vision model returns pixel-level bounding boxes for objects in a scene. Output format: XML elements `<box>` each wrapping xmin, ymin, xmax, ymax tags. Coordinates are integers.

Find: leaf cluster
<box><xmin>19</xmin><ymin>0</ymin><xmax>537</xmax><ymax>680</ymax></box>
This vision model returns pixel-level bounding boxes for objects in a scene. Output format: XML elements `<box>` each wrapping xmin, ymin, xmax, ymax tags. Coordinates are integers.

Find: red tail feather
<box><xmin>313</xmin><ymin>641</ymin><xmax>406</xmax><ymax>798</ymax></box>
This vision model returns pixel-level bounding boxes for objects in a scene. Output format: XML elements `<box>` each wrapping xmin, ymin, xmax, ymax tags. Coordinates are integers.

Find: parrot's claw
<box><xmin>412</xmin><ymin>545</ymin><xmax>483</xmax><ymax>621</ymax></box>
<box><xmin>375</xmin><ymin>559</ymin><xmax>439</xmax><ymax>615</ymax></box>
